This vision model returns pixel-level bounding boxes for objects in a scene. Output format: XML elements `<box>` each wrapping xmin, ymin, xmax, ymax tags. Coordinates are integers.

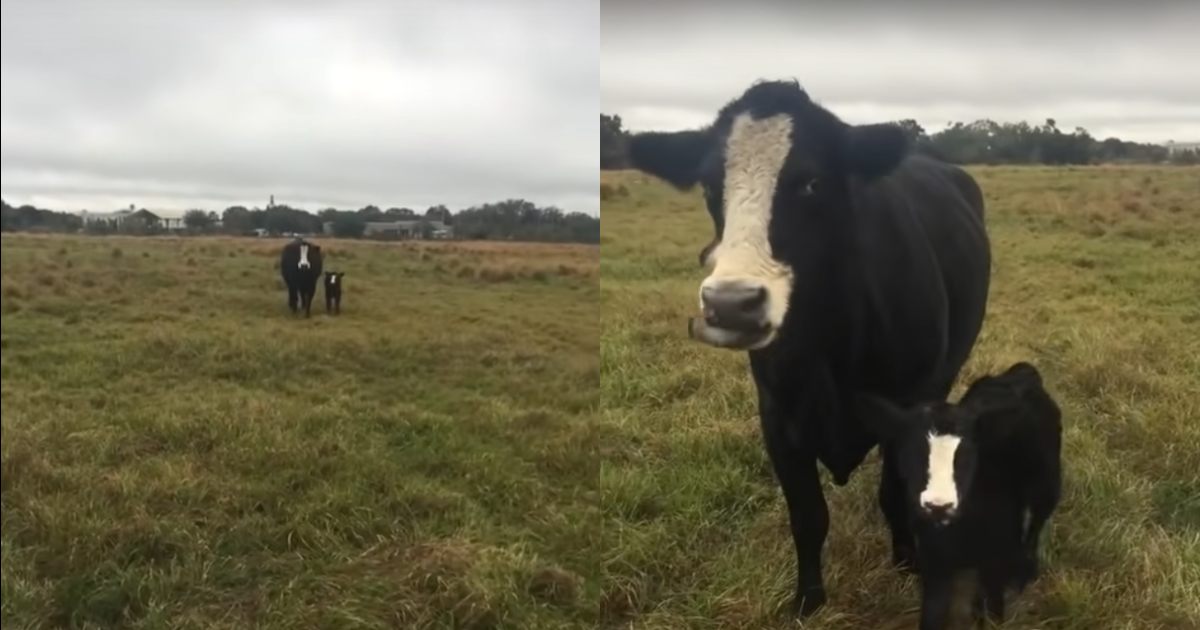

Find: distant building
<box><xmin>1165</xmin><ymin>141</ymin><xmax>1200</xmax><ymax>154</ymax></box>
<box><xmin>79</xmin><ymin>208</ymin><xmax>164</xmax><ymax>229</ymax></box>
<box><xmin>327</xmin><ymin>219</ymin><xmax>452</xmax><ymax>239</ymax></box>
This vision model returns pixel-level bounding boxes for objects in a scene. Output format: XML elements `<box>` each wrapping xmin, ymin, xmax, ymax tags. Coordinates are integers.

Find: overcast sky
<box><xmin>603</xmin><ymin>4</ymin><xmax>1199</xmax><ymax>145</ymax></box>
<box><xmin>1</xmin><ymin>0</ymin><xmax>597</xmax><ymax>217</ymax></box>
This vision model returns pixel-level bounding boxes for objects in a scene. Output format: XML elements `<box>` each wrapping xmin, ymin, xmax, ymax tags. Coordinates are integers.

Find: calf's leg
<box><xmin>918</xmin><ymin>571</ymin><xmax>955</xmax><ymax>630</ymax></box>
<box><xmin>1021</xmin><ymin>472</ymin><xmax>1060</xmax><ymax>586</ymax></box>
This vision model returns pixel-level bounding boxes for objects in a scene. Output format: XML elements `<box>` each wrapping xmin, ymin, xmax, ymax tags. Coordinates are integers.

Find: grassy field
<box><xmin>1</xmin><ymin>236</ymin><xmax>599</xmax><ymax>629</ymax></box>
<box><xmin>600</xmin><ymin>165</ymin><xmax>1199</xmax><ymax>630</ymax></box>
<box><xmin>2</xmin><ymin>164</ymin><xmax>1198</xmax><ymax>630</ymax></box>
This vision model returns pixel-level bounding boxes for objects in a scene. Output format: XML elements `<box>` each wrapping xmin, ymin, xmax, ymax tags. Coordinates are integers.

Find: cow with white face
<box><xmin>279</xmin><ymin>238</ymin><xmax>324</xmax><ymax>317</ymax></box>
<box><xmin>625</xmin><ymin>79</ymin><xmax>993</xmax><ymax>618</ymax></box>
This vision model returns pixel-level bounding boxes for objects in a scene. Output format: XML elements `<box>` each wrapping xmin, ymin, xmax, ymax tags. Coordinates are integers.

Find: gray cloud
<box><xmin>602</xmin><ymin>4</ymin><xmax>1199</xmax><ymax>144</ymax></box>
<box><xmin>2</xmin><ymin>0</ymin><xmax>598</xmax><ymax>216</ymax></box>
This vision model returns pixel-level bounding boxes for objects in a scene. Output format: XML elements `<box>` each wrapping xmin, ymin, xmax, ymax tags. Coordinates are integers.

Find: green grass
<box><xmin>600</xmin><ymin>165</ymin><xmax>1199</xmax><ymax>629</ymax></box>
<box><xmin>3</xmin><ymin>163</ymin><xmax>1199</xmax><ymax>630</ymax></box>
<box><xmin>2</xmin><ymin>236</ymin><xmax>599</xmax><ymax>629</ymax></box>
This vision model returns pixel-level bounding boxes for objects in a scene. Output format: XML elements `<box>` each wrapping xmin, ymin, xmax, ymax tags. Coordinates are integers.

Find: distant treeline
<box><xmin>0</xmin><ymin>198</ymin><xmax>599</xmax><ymax>244</ymax></box>
<box><xmin>601</xmin><ymin>114</ymin><xmax>1200</xmax><ymax>168</ymax></box>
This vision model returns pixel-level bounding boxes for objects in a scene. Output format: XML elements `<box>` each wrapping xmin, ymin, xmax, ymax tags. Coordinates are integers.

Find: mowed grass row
<box><xmin>1</xmin><ymin>236</ymin><xmax>602</xmax><ymax>629</ymax></box>
<box><xmin>600</xmin><ymin>166</ymin><xmax>1199</xmax><ymax>629</ymax></box>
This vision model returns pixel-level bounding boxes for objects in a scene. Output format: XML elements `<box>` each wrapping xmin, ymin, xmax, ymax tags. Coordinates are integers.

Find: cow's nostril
<box><xmin>741</xmin><ymin>287</ymin><xmax>768</xmax><ymax>311</ymax></box>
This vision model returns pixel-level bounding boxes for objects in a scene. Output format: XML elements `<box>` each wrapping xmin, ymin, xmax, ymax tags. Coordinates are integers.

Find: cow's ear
<box><xmin>842</xmin><ymin>123</ymin><xmax>908</xmax><ymax>181</ymax></box>
<box><xmin>854</xmin><ymin>393</ymin><xmax>916</xmax><ymax>442</ymax></box>
<box><xmin>627</xmin><ymin>129</ymin><xmax>712</xmax><ymax>191</ymax></box>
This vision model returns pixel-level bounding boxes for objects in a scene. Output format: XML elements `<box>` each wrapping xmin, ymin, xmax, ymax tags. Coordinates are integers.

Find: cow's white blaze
<box><xmin>921</xmin><ymin>431</ymin><xmax>961</xmax><ymax>514</ymax></box>
<box><xmin>298</xmin><ymin>244</ymin><xmax>310</xmax><ymax>268</ymax></box>
<box><xmin>329</xmin><ymin>273</ymin><xmax>337</xmax><ymax>284</ymax></box>
<box><xmin>700</xmin><ymin>113</ymin><xmax>795</xmax><ymax>339</ymax></box>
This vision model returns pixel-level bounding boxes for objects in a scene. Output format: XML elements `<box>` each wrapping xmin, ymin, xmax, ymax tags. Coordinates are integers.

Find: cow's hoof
<box><xmin>791</xmin><ymin>586</ymin><xmax>827</xmax><ymax>619</ymax></box>
<box><xmin>1012</xmin><ymin>553</ymin><xmax>1040</xmax><ymax>591</ymax></box>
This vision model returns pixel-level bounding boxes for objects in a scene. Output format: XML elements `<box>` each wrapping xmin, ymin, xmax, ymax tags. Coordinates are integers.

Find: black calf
<box><xmin>856</xmin><ymin>362</ymin><xmax>1063</xmax><ymax>629</ymax></box>
<box><xmin>324</xmin><ymin>271</ymin><xmax>344</xmax><ymax>315</ymax></box>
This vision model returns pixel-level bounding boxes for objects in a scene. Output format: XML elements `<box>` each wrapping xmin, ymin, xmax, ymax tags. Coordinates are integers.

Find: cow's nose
<box><xmin>700</xmin><ymin>283</ymin><xmax>768</xmax><ymax>332</ymax></box>
<box><xmin>922</xmin><ymin>501</ymin><xmax>956</xmax><ymax>520</ymax></box>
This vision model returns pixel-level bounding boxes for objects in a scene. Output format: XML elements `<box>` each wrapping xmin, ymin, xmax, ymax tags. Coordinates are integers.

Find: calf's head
<box><xmin>855</xmin><ymin>392</ymin><xmax>1024</xmax><ymax>527</ymax></box>
<box><xmin>324</xmin><ymin>271</ymin><xmax>344</xmax><ymax>286</ymax></box>
<box><xmin>627</xmin><ymin>80</ymin><xmax>909</xmax><ymax>350</ymax></box>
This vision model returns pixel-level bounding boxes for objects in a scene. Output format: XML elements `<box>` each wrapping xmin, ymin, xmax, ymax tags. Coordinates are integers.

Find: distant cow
<box><xmin>323</xmin><ymin>271</ymin><xmax>344</xmax><ymax>315</ymax></box>
<box><xmin>626</xmin><ymin>79</ymin><xmax>992</xmax><ymax>617</ymax></box>
<box><xmin>279</xmin><ymin>238</ymin><xmax>323</xmax><ymax>317</ymax></box>
<box><xmin>855</xmin><ymin>362</ymin><xmax>1063</xmax><ymax>628</ymax></box>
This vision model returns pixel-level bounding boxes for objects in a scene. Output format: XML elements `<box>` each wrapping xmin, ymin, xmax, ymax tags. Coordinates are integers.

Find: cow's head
<box><xmin>627</xmin><ymin>80</ymin><xmax>909</xmax><ymax>350</ymax></box>
<box><xmin>324</xmin><ymin>271</ymin><xmax>344</xmax><ymax>285</ymax></box>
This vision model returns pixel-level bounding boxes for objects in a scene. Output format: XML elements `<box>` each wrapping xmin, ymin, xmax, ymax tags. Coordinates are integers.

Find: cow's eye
<box><xmin>797</xmin><ymin>178</ymin><xmax>819</xmax><ymax>197</ymax></box>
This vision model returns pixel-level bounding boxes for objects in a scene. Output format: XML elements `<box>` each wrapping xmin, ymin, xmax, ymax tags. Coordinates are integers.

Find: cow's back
<box><xmin>851</xmin><ymin>154</ymin><xmax>991</xmax><ymax>403</ymax></box>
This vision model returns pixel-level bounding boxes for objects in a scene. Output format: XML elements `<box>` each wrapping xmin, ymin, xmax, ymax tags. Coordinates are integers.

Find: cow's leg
<box><xmin>762</xmin><ymin>417</ymin><xmax>829</xmax><ymax>618</ymax></box>
<box><xmin>325</xmin><ymin>293</ymin><xmax>332</xmax><ymax>314</ymax></box>
<box><xmin>880</xmin><ymin>444</ymin><xmax>919</xmax><ymax>573</ymax></box>
<box><xmin>287</xmin><ymin>285</ymin><xmax>299</xmax><ymax>313</ymax></box>
<box><xmin>303</xmin><ymin>290</ymin><xmax>313</xmax><ymax>318</ymax></box>
<box><xmin>917</xmin><ymin>570</ymin><xmax>955</xmax><ymax>630</ymax></box>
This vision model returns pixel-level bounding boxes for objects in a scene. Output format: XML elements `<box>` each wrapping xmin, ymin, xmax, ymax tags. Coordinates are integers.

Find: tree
<box><xmin>221</xmin><ymin>206</ymin><xmax>255</xmax><ymax>234</ymax></box>
<box><xmin>183</xmin><ymin>209</ymin><xmax>214</xmax><ymax>230</ymax></box>
<box><xmin>3</xmin><ymin>197</ymin><xmax>598</xmax><ymax>244</ymax></box>
<box><xmin>601</xmin><ymin>113</ymin><xmax>630</xmax><ymax>170</ymax></box>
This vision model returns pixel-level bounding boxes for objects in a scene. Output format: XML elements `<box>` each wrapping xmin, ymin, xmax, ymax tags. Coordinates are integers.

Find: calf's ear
<box><xmin>627</xmin><ymin>129</ymin><xmax>712</xmax><ymax>191</ymax></box>
<box><xmin>853</xmin><ymin>393</ymin><xmax>913</xmax><ymax>442</ymax></box>
<box><xmin>842</xmin><ymin>123</ymin><xmax>909</xmax><ymax>181</ymax></box>
<box><xmin>963</xmin><ymin>396</ymin><xmax>1024</xmax><ymax>440</ymax></box>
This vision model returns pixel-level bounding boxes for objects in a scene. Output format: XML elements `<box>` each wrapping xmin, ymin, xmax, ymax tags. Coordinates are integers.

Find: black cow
<box><xmin>626</xmin><ymin>80</ymin><xmax>991</xmax><ymax>618</ymax></box>
<box><xmin>279</xmin><ymin>238</ymin><xmax>323</xmax><ymax>317</ymax></box>
<box><xmin>323</xmin><ymin>271</ymin><xmax>344</xmax><ymax>315</ymax></box>
<box><xmin>855</xmin><ymin>362</ymin><xmax>1063</xmax><ymax>628</ymax></box>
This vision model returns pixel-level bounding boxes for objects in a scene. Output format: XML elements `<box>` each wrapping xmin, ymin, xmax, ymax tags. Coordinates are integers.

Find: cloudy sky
<box><xmin>2</xmin><ymin>0</ymin><xmax>597</xmax><ymax>217</ymax></box>
<box><xmin>603</xmin><ymin>4</ymin><xmax>1199</xmax><ymax>145</ymax></box>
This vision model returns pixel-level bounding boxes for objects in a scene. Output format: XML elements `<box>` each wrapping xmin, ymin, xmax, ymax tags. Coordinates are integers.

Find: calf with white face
<box><xmin>858</xmin><ymin>400</ymin><xmax>983</xmax><ymax>526</ymax></box>
<box><xmin>856</xmin><ymin>361</ymin><xmax>1063</xmax><ymax>629</ymax></box>
<box><xmin>323</xmin><ymin>271</ymin><xmax>344</xmax><ymax>315</ymax></box>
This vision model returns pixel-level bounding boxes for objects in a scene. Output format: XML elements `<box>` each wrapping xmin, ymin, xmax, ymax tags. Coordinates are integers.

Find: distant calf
<box><xmin>279</xmin><ymin>238</ymin><xmax>323</xmax><ymax>317</ymax></box>
<box><xmin>855</xmin><ymin>362</ymin><xmax>1063</xmax><ymax>629</ymax></box>
<box><xmin>323</xmin><ymin>271</ymin><xmax>344</xmax><ymax>315</ymax></box>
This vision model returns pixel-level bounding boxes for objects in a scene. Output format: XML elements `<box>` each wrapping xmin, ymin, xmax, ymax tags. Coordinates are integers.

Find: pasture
<box><xmin>601</xmin><ymin>166</ymin><xmax>1199</xmax><ymax>629</ymax></box>
<box><xmin>1</xmin><ymin>163</ymin><xmax>1197</xmax><ymax>630</ymax></box>
<box><xmin>1</xmin><ymin>235</ymin><xmax>598</xmax><ymax>629</ymax></box>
